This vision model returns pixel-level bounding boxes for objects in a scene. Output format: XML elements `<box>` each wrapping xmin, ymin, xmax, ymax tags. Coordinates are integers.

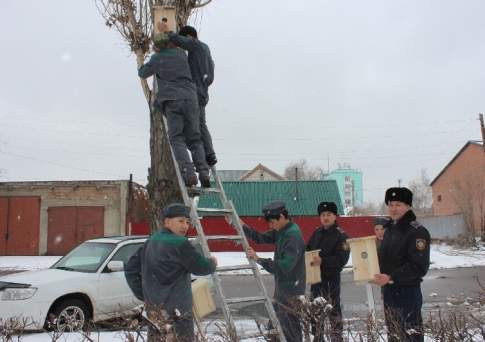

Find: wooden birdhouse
<box><xmin>347</xmin><ymin>236</ymin><xmax>380</xmax><ymax>282</ymax></box>
<box><xmin>305</xmin><ymin>250</ymin><xmax>321</xmax><ymax>285</ymax></box>
<box><xmin>192</xmin><ymin>278</ymin><xmax>216</xmax><ymax>320</ymax></box>
<box><xmin>153</xmin><ymin>6</ymin><xmax>177</xmax><ymax>33</ymax></box>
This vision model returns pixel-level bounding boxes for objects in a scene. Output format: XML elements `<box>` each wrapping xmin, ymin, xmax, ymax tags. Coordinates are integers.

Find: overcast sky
<box><xmin>0</xmin><ymin>0</ymin><xmax>484</xmax><ymax>204</ymax></box>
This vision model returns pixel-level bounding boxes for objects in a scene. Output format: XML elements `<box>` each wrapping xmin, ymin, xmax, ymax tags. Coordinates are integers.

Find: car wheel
<box><xmin>48</xmin><ymin>299</ymin><xmax>90</xmax><ymax>332</ymax></box>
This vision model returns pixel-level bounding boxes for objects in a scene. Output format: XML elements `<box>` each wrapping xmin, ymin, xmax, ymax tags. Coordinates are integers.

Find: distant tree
<box><xmin>351</xmin><ymin>202</ymin><xmax>387</xmax><ymax>216</ymax></box>
<box><xmin>449</xmin><ymin>166</ymin><xmax>485</xmax><ymax>245</ymax></box>
<box><xmin>408</xmin><ymin>169</ymin><xmax>433</xmax><ymax>217</ymax></box>
<box><xmin>284</xmin><ymin>159</ymin><xmax>324</xmax><ymax>180</ymax></box>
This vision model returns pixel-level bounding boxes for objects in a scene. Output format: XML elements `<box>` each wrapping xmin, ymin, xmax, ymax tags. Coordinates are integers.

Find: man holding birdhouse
<box><xmin>373</xmin><ymin>187</ymin><xmax>430</xmax><ymax>342</ymax></box>
<box><xmin>142</xmin><ymin>203</ymin><xmax>217</xmax><ymax>342</ymax></box>
<box><xmin>138</xmin><ymin>33</ymin><xmax>211</xmax><ymax>188</ymax></box>
<box><xmin>306</xmin><ymin>201</ymin><xmax>350</xmax><ymax>342</ymax></box>
<box><xmin>240</xmin><ymin>201</ymin><xmax>306</xmax><ymax>342</ymax></box>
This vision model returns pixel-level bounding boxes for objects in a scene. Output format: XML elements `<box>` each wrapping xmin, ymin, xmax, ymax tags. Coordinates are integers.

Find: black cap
<box><xmin>160</xmin><ymin>203</ymin><xmax>190</xmax><ymax>220</ymax></box>
<box><xmin>262</xmin><ymin>201</ymin><xmax>287</xmax><ymax>221</ymax></box>
<box><xmin>385</xmin><ymin>187</ymin><xmax>413</xmax><ymax>206</ymax></box>
<box><xmin>317</xmin><ymin>201</ymin><xmax>338</xmax><ymax>216</ymax></box>
<box><xmin>373</xmin><ymin>216</ymin><xmax>390</xmax><ymax>226</ymax></box>
<box><xmin>179</xmin><ymin>25</ymin><xmax>198</xmax><ymax>38</ymax></box>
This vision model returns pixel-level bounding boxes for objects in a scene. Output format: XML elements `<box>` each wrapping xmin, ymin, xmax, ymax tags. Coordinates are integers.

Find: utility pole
<box><xmin>479</xmin><ymin>113</ymin><xmax>485</xmax><ymax>152</ymax></box>
<box><xmin>398</xmin><ymin>179</ymin><xmax>402</xmax><ymax>187</ymax></box>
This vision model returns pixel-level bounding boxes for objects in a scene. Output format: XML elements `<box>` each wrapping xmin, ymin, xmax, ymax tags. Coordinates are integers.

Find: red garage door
<box><xmin>47</xmin><ymin>206</ymin><xmax>104</xmax><ymax>256</ymax></box>
<box><xmin>0</xmin><ymin>198</ymin><xmax>8</xmax><ymax>255</ymax></box>
<box><xmin>0</xmin><ymin>197</ymin><xmax>40</xmax><ymax>256</ymax></box>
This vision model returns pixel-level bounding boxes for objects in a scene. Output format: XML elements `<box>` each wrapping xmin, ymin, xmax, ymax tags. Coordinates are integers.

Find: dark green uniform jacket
<box><xmin>243</xmin><ymin>222</ymin><xmax>306</xmax><ymax>300</ymax></box>
<box><xmin>141</xmin><ymin>228</ymin><xmax>216</xmax><ymax>314</ymax></box>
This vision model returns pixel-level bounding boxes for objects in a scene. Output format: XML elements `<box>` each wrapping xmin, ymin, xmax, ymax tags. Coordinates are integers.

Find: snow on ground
<box><xmin>1</xmin><ymin>244</ymin><xmax>485</xmax><ymax>275</ymax></box>
<box><xmin>15</xmin><ymin>319</ymin><xmax>264</xmax><ymax>341</ymax></box>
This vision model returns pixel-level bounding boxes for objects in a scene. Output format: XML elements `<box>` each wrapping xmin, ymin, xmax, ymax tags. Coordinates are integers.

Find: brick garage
<box><xmin>431</xmin><ymin>141</ymin><xmax>485</xmax><ymax>233</ymax></box>
<box><xmin>0</xmin><ymin>181</ymin><xmax>134</xmax><ymax>256</ymax></box>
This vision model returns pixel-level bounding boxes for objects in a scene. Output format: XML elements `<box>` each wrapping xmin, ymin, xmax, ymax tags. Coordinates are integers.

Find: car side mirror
<box><xmin>107</xmin><ymin>261</ymin><xmax>124</xmax><ymax>272</ymax></box>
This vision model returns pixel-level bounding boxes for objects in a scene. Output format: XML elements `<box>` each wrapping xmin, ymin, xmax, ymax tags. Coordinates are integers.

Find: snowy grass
<box><xmin>1</xmin><ymin>243</ymin><xmax>485</xmax><ymax>275</ymax></box>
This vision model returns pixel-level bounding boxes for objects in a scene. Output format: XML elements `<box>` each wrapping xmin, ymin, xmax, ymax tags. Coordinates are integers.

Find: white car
<box><xmin>0</xmin><ymin>236</ymin><xmax>146</xmax><ymax>332</ymax></box>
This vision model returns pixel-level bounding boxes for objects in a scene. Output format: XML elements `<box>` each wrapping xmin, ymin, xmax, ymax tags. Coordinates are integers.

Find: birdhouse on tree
<box><xmin>347</xmin><ymin>236</ymin><xmax>380</xmax><ymax>282</ymax></box>
<box><xmin>192</xmin><ymin>278</ymin><xmax>216</xmax><ymax>320</ymax></box>
<box><xmin>305</xmin><ymin>250</ymin><xmax>321</xmax><ymax>285</ymax></box>
<box><xmin>153</xmin><ymin>5</ymin><xmax>177</xmax><ymax>33</ymax></box>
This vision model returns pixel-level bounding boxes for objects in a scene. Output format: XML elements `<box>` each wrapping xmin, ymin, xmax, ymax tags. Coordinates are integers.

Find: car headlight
<box><xmin>1</xmin><ymin>287</ymin><xmax>38</xmax><ymax>301</ymax></box>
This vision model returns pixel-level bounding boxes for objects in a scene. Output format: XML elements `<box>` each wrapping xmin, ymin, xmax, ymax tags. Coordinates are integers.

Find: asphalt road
<box><xmin>215</xmin><ymin>266</ymin><xmax>485</xmax><ymax>319</ymax></box>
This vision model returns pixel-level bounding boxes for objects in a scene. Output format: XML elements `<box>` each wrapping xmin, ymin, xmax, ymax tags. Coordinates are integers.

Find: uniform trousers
<box><xmin>382</xmin><ymin>284</ymin><xmax>424</xmax><ymax>342</ymax></box>
<box><xmin>163</xmin><ymin>99</ymin><xmax>209</xmax><ymax>180</ymax></box>
<box><xmin>310</xmin><ymin>275</ymin><xmax>343</xmax><ymax>342</ymax></box>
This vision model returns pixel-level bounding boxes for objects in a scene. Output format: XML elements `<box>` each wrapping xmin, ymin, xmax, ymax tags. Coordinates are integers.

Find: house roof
<box><xmin>0</xmin><ymin>180</ymin><xmax>141</xmax><ymax>189</ymax></box>
<box><xmin>430</xmin><ymin>140</ymin><xmax>484</xmax><ymax>186</ymax></box>
<box><xmin>239</xmin><ymin>163</ymin><xmax>286</xmax><ymax>181</ymax></box>
<box><xmin>211</xmin><ymin>170</ymin><xmax>249</xmax><ymax>181</ymax></box>
<box><xmin>198</xmin><ymin>180</ymin><xmax>343</xmax><ymax>216</ymax></box>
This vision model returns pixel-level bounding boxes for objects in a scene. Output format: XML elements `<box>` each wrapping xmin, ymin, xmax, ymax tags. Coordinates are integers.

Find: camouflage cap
<box><xmin>153</xmin><ymin>33</ymin><xmax>170</xmax><ymax>49</ymax></box>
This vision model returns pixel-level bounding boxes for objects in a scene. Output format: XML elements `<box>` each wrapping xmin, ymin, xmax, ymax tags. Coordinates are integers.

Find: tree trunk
<box><xmin>147</xmin><ymin>103</ymin><xmax>184</xmax><ymax>233</ymax></box>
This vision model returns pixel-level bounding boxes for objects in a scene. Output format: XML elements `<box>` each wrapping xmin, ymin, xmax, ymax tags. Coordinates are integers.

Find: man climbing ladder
<box><xmin>138</xmin><ymin>33</ymin><xmax>211</xmax><ymax>187</ymax></box>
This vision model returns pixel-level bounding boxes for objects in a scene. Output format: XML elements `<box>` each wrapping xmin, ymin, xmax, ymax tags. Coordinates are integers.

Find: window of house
<box><xmin>437</xmin><ymin>195</ymin><xmax>442</xmax><ymax>202</ymax></box>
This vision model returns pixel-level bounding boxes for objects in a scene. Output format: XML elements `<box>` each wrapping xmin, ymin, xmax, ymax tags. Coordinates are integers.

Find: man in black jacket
<box><xmin>306</xmin><ymin>202</ymin><xmax>350</xmax><ymax>342</ymax></box>
<box><xmin>373</xmin><ymin>187</ymin><xmax>431</xmax><ymax>342</ymax></box>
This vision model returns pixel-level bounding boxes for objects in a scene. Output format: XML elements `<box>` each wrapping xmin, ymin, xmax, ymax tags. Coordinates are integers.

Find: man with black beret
<box><xmin>372</xmin><ymin>187</ymin><xmax>430</xmax><ymax>342</ymax></box>
<box><xmin>141</xmin><ymin>203</ymin><xmax>217</xmax><ymax>342</ymax></box>
<box><xmin>239</xmin><ymin>201</ymin><xmax>306</xmax><ymax>342</ymax></box>
<box><xmin>306</xmin><ymin>201</ymin><xmax>349</xmax><ymax>342</ymax></box>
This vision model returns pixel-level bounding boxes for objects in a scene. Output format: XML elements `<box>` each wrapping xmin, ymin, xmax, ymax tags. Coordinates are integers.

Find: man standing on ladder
<box><xmin>159</xmin><ymin>22</ymin><xmax>218</xmax><ymax>167</ymax></box>
<box><xmin>306</xmin><ymin>202</ymin><xmax>350</xmax><ymax>342</ymax></box>
<box><xmin>138</xmin><ymin>33</ymin><xmax>211</xmax><ymax>187</ymax></box>
<box><xmin>240</xmin><ymin>201</ymin><xmax>306</xmax><ymax>342</ymax></box>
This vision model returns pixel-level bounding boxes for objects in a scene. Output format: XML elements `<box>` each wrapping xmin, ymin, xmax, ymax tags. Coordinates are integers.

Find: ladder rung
<box><xmin>206</xmin><ymin>235</ymin><xmax>242</xmax><ymax>241</ymax></box>
<box><xmin>197</xmin><ymin>208</ymin><xmax>233</xmax><ymax>215</ymax></box>
<box><xmin>240</xmin><ymin>330</ymin><xmax>276</xmax><ymax>340</ymax></box>
<box><xmin>225</xmin><ymin>296</ymin><xmax>266</xmax><ymax>304</ymax></box>
<box><xmin>188</xmin><ymin>187</ymin><xmax>221</xmax><ymax>195</ymax></box>
<box><xmin>217</xmin><ymin>264</ymin><xmax>253</xmax><ymax>272</ymax></box>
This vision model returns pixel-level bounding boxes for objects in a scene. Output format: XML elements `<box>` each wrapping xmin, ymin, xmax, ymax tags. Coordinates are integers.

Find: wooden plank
<box><xmin>305</xmin><ymin>250</ymin><xmax>321</xmax><ymax>284</ymax></box>
<box><xmin>192</xmin><ymin>278</ymin><xmax>216</xmax><ymax>320</ymax></box>
<box><xmin>348</xmin><ymin>235</ymin><xmax>380</xmax><ymax>282</ymax></box>
<box><xmin>153</xmin><ymin>6</ymin><xmax>177</xmax><ymax>33</ymax></box>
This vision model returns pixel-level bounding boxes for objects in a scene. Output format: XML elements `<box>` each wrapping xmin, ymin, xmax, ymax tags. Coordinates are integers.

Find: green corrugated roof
<box><xmin>198</xmin><ymin>180</ymin><xmax>343</xmax><ymax>216</ymax></box>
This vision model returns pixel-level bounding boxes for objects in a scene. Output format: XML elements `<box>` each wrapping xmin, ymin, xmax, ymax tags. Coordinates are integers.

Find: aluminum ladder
<box><xmin>174</xmin><ymin>165</ymin><xmax>286</xmax><ymax>341</ymax></box>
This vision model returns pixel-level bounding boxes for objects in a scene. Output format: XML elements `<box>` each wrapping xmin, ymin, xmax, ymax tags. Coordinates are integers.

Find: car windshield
<box><xmin>51</xmin><ymin>242</ymin><xmax>116</xmax><ymax>273</ymax></box>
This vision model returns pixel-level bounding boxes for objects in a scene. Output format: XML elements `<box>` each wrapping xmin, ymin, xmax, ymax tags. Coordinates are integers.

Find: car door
<box><xmin>96</xmin><ymin>243</ymin><xmax>144</xmax><ymax>317</ymax></box>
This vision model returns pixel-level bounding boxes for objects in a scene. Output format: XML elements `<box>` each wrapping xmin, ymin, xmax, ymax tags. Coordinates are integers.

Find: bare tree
<box><xmin>95</xmin><ymin>0</ymin><xmax>212</xmax><ymax>233</ymax></box>
<box><xmin>408</xmin><ymin>168</ymin><xmax>433</xmax><ymax>217</ymax></box>
<box><xmin>450</xmin><ymin>170</ymin><xmax>485</xmax><ymax>245</ymax></box>
<box><xmin>351</xmin><ymin>202</ymin><xmax>387</xmax><ymax>216</ymax></box>
<box><xmin>284</xmin><ymin>159</ymin><xmax>324</xmax><ymax>180</ymax></box>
